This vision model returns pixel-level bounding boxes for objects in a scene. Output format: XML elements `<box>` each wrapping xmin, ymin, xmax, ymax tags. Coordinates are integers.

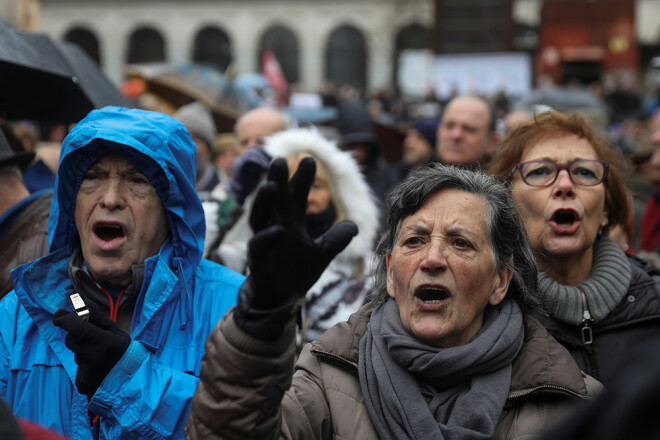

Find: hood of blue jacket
<box><xmin>48</xmin><ymin>106</ymin><xmax>204</xmax><ymax>266</ymax></box>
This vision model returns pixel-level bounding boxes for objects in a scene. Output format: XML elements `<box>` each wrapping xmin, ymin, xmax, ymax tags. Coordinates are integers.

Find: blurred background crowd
<box><xmin>4</xmin><ymin>0</ymin><xmax>660</xmax><ymax>260</ymax></box>
<box><xmin>4</xmin><ymin>1</ymin><xmax>660</xmax><ymax>438</ymax></box>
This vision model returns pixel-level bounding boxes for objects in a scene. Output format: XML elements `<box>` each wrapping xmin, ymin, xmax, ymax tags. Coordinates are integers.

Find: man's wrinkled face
<box><xmin>74</xmin><ymin>153</ymin><xmax>169</xmax><ymax>286</ymax></box>
<box><xmin>386</xmin><ymin>189</ymin><xmax>512</xmax><ymax>348</ymax></box>
<box><xmin>438</xmin><ymin>97</ymin><xmax>494</xmax><ymax>166</ymax></box>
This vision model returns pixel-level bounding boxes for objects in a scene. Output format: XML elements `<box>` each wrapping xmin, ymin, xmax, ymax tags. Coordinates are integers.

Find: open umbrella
<box><xmin>0</xmin><ymin>19</ymin><xmax>129</xmax><ymax>123</ymax></box>
<box><xmin>123</xmin><ymin>62</ymin><xmax>241</xmax><ymax>132</ymax></box>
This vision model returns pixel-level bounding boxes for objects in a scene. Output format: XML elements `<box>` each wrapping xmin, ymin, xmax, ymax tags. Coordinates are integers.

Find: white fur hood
<box><xmin>264</xmin><ymin>128</ymin><xmax>378</xmax><ymax>260</ymax></box>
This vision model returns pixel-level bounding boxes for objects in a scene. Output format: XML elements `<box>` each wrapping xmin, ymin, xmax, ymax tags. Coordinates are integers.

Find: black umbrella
<box><xmin>0</xmin><ymin>19</ymin><xmax>129</xmax><ymax>123</ymax></box>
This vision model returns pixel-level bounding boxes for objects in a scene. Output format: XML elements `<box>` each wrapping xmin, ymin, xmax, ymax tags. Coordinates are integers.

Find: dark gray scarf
<box><xmin>358</xmin><ymin>298</ymin><xmax>524</xmax><ymax>440</ymax></box>
<box><xmin>538</xmin><ymin>236</ymin><xmax>631</xmax><ymax>325</ymax></box>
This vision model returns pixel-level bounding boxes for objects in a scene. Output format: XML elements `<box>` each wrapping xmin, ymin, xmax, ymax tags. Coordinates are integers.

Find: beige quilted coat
<box><xmin>186</xmin><ymin>306</ymin><xmax>603</xmax><ymax>440</ymax></box>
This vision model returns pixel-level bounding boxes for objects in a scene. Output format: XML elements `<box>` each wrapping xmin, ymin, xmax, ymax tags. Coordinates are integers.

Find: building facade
<box><xmin>36</xmin><ymin>0</ymin><xmax>434</xmax><ymax>93</ymax></box>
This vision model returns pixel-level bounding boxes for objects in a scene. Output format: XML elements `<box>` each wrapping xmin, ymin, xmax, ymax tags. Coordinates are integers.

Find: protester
<box><xmin>203</xmin><ymin>107</ymin><xmax>291</xmax><ymax>258</ymax></box>
<box><xmin>395</xmin><ymin>119</ymin><xmax>438</xmax><ymax>181</ymax></box>
<box><xmin>488</xmin><ymin>110</ymin><xmax>660</xmax><ymax>390</ymax></box>
<box><xmin>0</xmin><ymin>130</ymin><xmax>51</xmax><ymax>299</ymax></box>
<box><xmin>223</xmin><ymin>107</ymin><xmax>290</xmax><ymax>206</ymax></box>
<box><xmin>174</xmin><ymin>101</ymin><xmax>220</xmax><ymax>194</ymax></box>
<box><xmin>638</xmin><ymin>121</ymin><xmax>660</xmax><ymax>266</ymax></box>
<box><xmin>334</xmin><ymin>99</ymin><xmax>399</xmax><ymax>204</ymax></box>
<box><xmin>437</xmin><ymin>95</ymin><xmax>500</xmax><ymax>168</ymax></box>
<box><xmin>186</xmin><ymin>162</ymin><xmax>601</xmax><ymax>439</ymax></box>
<box><xmin>0</xmin><ymin>106</ymin><xmax>240</xmax><ymax>439</ymax></box>
<box><xmin>216</xmin><ymin>128</ymin><xmax>378</xmax><ymax>343</ymax></box>
<box><xmin>540</xmin><ymin>335</ymin><xmax>660</xmax><ymax>440</ymax></box>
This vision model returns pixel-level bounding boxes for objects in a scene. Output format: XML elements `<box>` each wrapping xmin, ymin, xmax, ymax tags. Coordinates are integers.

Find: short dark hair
<box><xmin>367</xmin><ymin>163</ymin><xmax>542</xmax><ymax>314</ymax></box>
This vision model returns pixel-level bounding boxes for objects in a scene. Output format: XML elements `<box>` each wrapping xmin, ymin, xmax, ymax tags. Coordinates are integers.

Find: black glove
<box><xmin>233</xmin><ymin>157</ymin><xmax>358</xmax><ymax>340</ymax></box>
<box><xmin>227</xmin><ymin>147</ymin><xmax>273</xmax><ymax>205</ymax></box>
<box><xmin>53</xmin><ymin>300</ymin><xmax>131</xmax><ymax>398</ymax></box>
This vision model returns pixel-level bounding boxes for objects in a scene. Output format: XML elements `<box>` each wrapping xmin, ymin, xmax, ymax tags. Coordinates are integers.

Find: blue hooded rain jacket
<box><xmin>0</xmin><ymin>107</ymin><xmax>242</xmax><ymax>439</ymax></box>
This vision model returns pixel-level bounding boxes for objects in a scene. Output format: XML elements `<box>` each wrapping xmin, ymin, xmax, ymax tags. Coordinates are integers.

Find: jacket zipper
<box><xmin>580</xmin><ymin>290</ymin><xmax>593</xmax><ymax>345</ymax></box>
<box><xmin>507</xmin><ymin>384</ymin><xmax>588</xmax><ymax>400</ymax></box>
<box><xmin>310</xmin><ymin>348</ymin><xmax>358</xmax><ymax>370</ymax></box>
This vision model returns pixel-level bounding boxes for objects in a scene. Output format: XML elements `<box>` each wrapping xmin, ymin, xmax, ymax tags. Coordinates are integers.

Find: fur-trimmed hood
<box><xmin>264</xmin><ymin>128</ymin><xmax>378</xmax><ymax>261</ymax></box>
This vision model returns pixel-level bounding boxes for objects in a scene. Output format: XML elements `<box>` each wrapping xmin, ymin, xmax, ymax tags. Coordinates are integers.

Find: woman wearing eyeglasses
<box><xmin>488</xmin><ymin>110</ymin><xmax>660</xmax><ymax>390</ymax></box>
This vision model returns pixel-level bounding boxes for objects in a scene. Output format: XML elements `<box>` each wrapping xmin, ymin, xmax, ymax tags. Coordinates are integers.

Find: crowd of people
<box><xmin>1</xmin><ymin>74</ymin><xmax>660</xmax><ymax>439</ymax></box>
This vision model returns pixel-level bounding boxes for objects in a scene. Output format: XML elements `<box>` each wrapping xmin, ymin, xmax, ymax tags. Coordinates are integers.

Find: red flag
<box><xmin>262</xmin><ymin>50</ymin><xmax>288</xmax><ymax>103</ymax></box>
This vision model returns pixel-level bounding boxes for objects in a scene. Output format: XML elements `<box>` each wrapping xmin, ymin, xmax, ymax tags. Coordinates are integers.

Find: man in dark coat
<box><xmin>0</xmin><ymin>129</ymin><xmax>51</xmax><ymax>298</ymax></box>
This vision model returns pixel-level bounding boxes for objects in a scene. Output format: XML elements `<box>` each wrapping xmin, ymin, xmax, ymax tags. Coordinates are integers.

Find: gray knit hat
<box><xmin>173</xmin><ymin>101</ymin><xmax>217</xmax><ymax>149</ymax></box>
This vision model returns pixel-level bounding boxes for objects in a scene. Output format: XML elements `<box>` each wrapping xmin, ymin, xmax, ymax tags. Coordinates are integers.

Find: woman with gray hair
<box><xmin>187</xmin><ymin>162</ymin><xmax>602</xmax><ymax>440</ymax></box>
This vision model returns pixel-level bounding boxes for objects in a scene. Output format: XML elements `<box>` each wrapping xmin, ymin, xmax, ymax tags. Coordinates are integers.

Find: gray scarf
<box><xmin>538</xmin><ymin>237</ymin><xmax>632</xmax><ymax>325</ymax></box>
<box><xmin>358</xmin><ymin>298</ymin><xmax>524</xmax><ymax>440</ymax></box>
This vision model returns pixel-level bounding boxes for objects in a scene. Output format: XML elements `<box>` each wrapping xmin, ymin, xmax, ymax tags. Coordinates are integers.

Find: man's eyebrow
<box><xmin>121</xmin><ymin>166</ymin><xmax>143</xmax><ymax>175</ymax></box>
<box><xmin>86</xmin><ymin>163</ymin><xmax>106</xmax><ymax>173</ymax></box>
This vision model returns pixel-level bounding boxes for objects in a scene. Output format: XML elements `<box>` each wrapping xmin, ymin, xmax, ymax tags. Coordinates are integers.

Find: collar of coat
<box><xmin>310</xmin><ymin>303</ymin><xmax>593</xmax><ymax>401</ymax></box>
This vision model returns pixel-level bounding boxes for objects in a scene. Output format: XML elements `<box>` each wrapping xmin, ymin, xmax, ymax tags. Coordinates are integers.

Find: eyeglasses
<box><xmin>510</xmin><ymin>160</ymin><xmax>609</xmax><ymax>187</ymax></box>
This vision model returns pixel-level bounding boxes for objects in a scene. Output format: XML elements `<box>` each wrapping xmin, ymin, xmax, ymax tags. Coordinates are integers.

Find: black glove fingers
<box><xmin>316</xmin><ymin>220</ymin><xmax>358</xmax><ymax>262</ymax></box>
<box><xmin>86</xmin><ymin>301</ymin><xmax>116</xmax><ymax>331</ymax></box>
<box><xmin>267</xmin><ymin>158</ymin><xmax>292</xmax><ymax>223</ymax></box>
<box><xmin>248</xmin><ymin>225</ymin><xmax>286</xmax><ymax>259</ymax></box>
<box><xmin>53</xmin><ymin>311</ymin><xmax>86</xmax><ymax>338</ymax></box>
<box><xmin>289</xmin><ymin>157</ymin><xmax>316</xmax><ymax>218</ymax></box>
<box><xmin>250</xmin><ymin>182</ymin><xmax>279</xmax><ymax>233</ymax></box>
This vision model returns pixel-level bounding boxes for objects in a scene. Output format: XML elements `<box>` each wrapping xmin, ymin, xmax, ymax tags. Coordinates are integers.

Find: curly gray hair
<box><xmin>367</xmin><ymin>163</ymin><xmax>542</xmax><ymax>314</ymax></box>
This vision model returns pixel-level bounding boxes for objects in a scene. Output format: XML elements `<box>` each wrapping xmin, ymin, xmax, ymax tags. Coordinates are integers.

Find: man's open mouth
<box><xmin>416</xmin><ymin>287</ymin><xmax>450</xmax><ymax>303</ymax></box>
<box><xmin>94</xmin><ymin>223</ymin><xmax>126</xmax><ymax>242</ymax></box>
<box><xmin>552</xmin><ymin>209</ymin><xmax>578</xmax><ymax>227</ymax></box>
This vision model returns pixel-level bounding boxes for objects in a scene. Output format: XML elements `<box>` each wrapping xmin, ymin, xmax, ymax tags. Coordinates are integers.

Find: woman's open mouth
<box><xmin>415</xmin><ymin>287</ymin><xmax>451</xmax><ymax>310</ymax></box>
<box><xmin>549</xmin><ymin>209</ymin><xmax>580</xmax><ymax>234</ymax></box>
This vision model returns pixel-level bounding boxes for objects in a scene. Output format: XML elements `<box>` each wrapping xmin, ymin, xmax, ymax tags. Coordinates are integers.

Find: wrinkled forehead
<box><xmin>86</xmin><ymin>151</ymin><xmax>149</xmax><ymax>178</ymax></box>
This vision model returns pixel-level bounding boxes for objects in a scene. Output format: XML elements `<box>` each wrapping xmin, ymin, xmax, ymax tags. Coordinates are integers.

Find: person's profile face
<box><xmin>385</xmin><ymin>189</ymin><xmax>511</xmax><ymax>348</ymax></box>
<box><xmin>74</xmin><ymin>153</ymin><xmax>169</xmax><ymax>286</ymax></box>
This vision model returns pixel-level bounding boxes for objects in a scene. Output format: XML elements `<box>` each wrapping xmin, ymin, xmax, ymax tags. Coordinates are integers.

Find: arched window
<box><xmin>193</xmin><ymin>27</ymin><xmax>232</xmax><ymax>71</ymax></box>
<box><xmin>325</xmin><ymin>25</ymin><xmax>366</xmax><ymax>88</ymax></box>
<box><xmin>258</xmin><ymin>26</ymin><xmax>298</xmax><ymax>84</ymax></box>
<box><xmin>127</xmin><ymin>27</ymin><xmax>165</xmax><ymax>64</ymax></box>
<box><xmin>64</xmin><ymin>27</ymin><xmax>101</xmax><ymax>65</ymax></box>
<box><xmin>394</xmin><ymin>24</ymin><xmax>431</xmax><ymax>85</ymax></box>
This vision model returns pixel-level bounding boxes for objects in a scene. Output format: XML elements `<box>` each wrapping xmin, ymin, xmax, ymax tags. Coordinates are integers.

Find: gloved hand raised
<box><xmin>233</xmin><ymin>157</ymin><xmax>358</xmax><ymax>339</ymax></box>
<box><xmin>53</xmin><ymin>300</ymin><xmax>131</xmax><ymax>398</ymax></box>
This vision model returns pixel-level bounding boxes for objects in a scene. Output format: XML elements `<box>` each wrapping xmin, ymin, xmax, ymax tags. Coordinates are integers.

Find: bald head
<box><xmin>437</xmin><ymin>95</ymin><xmax>497</xmax><ymax>166</ymax></box>
<box><xmin>235</xmin><ymin>107</ymin><xmax>287</xmax><ymax>150</ymax></box>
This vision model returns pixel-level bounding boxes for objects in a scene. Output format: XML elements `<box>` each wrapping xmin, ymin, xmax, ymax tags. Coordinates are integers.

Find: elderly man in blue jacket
<box><xmin>0</xmin><ymin>107</ymin><xmax>241</xmax><ymax>439</ymax></box>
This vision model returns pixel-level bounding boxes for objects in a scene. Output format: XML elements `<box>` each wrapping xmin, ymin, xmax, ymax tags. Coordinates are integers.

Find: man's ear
<box><xmin>489</xmin><ymin>261</ymin><xmax>513</xmax><ymax>306</ymax></box>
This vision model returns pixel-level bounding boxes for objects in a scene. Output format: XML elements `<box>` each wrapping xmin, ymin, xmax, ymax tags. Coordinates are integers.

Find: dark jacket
<box><xmin>533</xmin><ymin>255</ymin><xmax>660</xmax><ymax>390</ymax></box>
<box><xmin>0</xmin><ymin>190</ymin><xmax>51</xmax><ymax>299</ymax></box>
<box><xmin>187</xmin><ymin>306</ymin><xmax>602</xmax><ymax>439</ymax></box>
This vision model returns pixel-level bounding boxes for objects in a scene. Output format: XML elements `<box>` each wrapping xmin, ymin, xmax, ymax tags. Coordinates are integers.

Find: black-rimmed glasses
<box><xmin>510</xmin><ymin>159</ymin><xmax>609</xmax><ymax>187</ymax></box>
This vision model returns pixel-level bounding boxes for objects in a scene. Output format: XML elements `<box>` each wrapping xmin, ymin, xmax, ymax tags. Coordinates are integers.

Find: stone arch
<box><xmin>63</xmin><ymin>26</ymin><xmax>101</xmax><ymax>65</ymax></box>
<box><xmin>192</xmin><ymin>26</ymin><xmax>232</xmax><ymax>71</ymax></box>
<box><xmin>258</xmin><ymin>25</ymin><xmax>299</xmax><ymax>84</ymax></box>
<box><xmin>325</xmin><ymin>24</ymin><xmax>367</xmax><ymax>88</ymax></box>
<box><xmin>393</xmin><ymin>23</ymin><xmax>431</xmax><ymax>86</ymax></box>
<box><xmin>126</xmin><ymin>26</ymin><xmax>166</xmax><ymax>64</ymax></box>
